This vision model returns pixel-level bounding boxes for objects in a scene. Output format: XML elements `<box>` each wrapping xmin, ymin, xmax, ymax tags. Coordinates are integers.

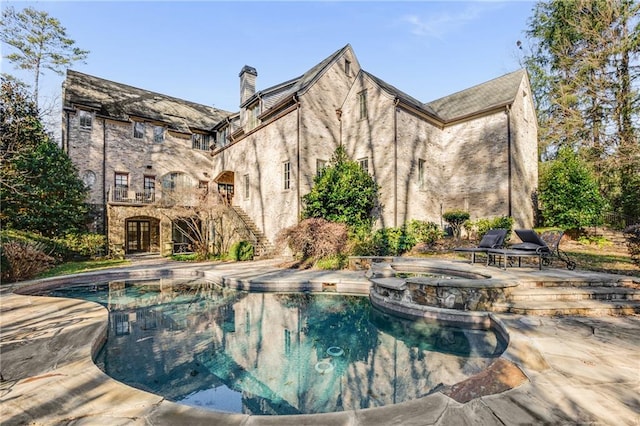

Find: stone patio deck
<box><xmin>1</xmin><ymin>257</ymin><xmax>639</xmax><ymax>425</ymax></box>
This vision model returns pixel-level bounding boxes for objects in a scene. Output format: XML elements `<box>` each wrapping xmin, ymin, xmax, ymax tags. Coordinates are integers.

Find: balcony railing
<box><xmin>110</xmin><ymin>187</ymin><xmax>156</xmax><ymax>204</ymax></box>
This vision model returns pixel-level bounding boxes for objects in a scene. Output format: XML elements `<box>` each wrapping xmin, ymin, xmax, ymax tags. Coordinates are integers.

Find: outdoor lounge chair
<box><xmin>454</xmin><ymin>229</ymin><xmax>508</xmax><ymax>264</ymax></box>
<box><xmin>487</xmin><ymin>229</ymin><xmax>576</xmax><ymax>270</ymax></box>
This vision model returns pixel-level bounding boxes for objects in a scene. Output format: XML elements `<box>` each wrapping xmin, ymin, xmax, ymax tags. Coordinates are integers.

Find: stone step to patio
<box><xmin>492</xmin><ymin>299</ymin><xmax>640</xmax><ymax>316</ymax></box>
<box><xmin>509</xmin><ymin>286</ymin><xmax>640</xmax><ymax>302</ymax></box>
<box><xmin>517</xmin><ymin>278</ymin><xmax>639</xmax><ymax>290</ymax></box>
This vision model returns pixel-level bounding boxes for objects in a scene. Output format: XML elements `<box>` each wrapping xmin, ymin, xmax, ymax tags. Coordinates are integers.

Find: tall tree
<box><xmin>523</xmin><ymin>0</ymin><xmax>640</xmax><ymax>221</ymax></box>
<box><xmin>1</xmin><ymin>77</ymin><xmax>88</xmax><ymax>237</ymax></box>
<box><xmin>0</xmin><ymin>6</ymin><xmax>89</xmax><ymax>106</ymax></box>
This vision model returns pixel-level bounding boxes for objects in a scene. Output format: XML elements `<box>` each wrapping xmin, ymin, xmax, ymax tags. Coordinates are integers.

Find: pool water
<box><xmin>37</xmin><ymin>278</ymin><xmax>507</xmax><ymax>415</ymax></box>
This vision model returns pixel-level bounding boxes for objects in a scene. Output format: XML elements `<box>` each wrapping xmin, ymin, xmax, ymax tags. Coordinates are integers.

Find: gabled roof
<box><xmin>241</xmin><ymin>44</ymin><xmax>353</xmax><ymax>108</ymax></box>
<box><xmin>364</xmin><ymin>68</ymin><xmax>526</xmax><ymax>124</ymax></box>
<box><xmin>425</xmin><ymin>69</ymin><xmax>526</xmax><ymax>122</ymax></box>
<box><xmin>64</xmin><ymin>70</ymin><xmax>231</xmax><ymax>133</ymax></box>
<box><xmin>362</xmin><ymin>70</ymin><xmax>438</xmax><ymax>117</ymax></box>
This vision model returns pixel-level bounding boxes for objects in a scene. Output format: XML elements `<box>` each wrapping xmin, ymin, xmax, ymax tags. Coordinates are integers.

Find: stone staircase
<box><xmin>494</xmin><ymin>280</ymin><xmax>640</xmax><ymax>316</ymax></box>
<box><xmin>230</xmin><ymin>206</ymin><xmax>275</xmax><ymax>257</ymax></box>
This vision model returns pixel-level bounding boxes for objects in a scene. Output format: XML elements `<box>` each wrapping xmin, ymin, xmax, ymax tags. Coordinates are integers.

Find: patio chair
<box><xmin>454</xmin><ymin>229</ymin><xmax>508</xmax><ymax>264</ymax></box>
<box><xmin>487</xmin><ymin>229</ymin><xmax>576</xmax><ymax>270</ymax></box>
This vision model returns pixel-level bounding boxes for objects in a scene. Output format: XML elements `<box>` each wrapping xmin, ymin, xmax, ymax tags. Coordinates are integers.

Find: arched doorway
<box><xmin>125</xmin><ymin>216</ymin><xmax>160</xmax><ymax>253</ymax></box>
<box><xmin>215</xmin><ymin>171</ymin><xmax>235</xmax><ymax>205</ymax></box>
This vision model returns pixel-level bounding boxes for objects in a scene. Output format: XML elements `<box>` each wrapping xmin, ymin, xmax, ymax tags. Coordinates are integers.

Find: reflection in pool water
<box><xmin>37</xmin><ymin>278</ymin><xmax>507</xmax><ymax>415</ymax></box>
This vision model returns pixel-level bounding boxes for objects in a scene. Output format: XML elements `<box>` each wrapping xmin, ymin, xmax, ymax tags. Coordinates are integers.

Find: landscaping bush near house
<box><xmin>229</xmin><ymin>240</ymin><xmax>255</xmax><ymax>261</ymax></box>
<box><xmin>314</xmin><ymin>254</ymin><xmax>348</xmax><ymax>270</ymax></box>
<box><xmin>277</xmin><ymin>218</ymin><xmax>348</xmax><ymax>263</ymax></box>
<box><xmin>623</xmin><ymin>224</ymin><xmax>640</xmax><ymax>267</ymax></box>
<box><xmin>372</xmin><ymin>226</ymin><xmax>416</xmax><ymax>256</ymax></box>
<box><xmin>464</xmin><ymin>216</ymin><xmax>514</xmax><ymax>242</ymax></box>
<box><xmin>406</xmin><ymin>220</ymin><xmax>443</xmax><ymax>245</ymax></box>
<box><xmin>442</xmin><ymin>209</ymin><xmax>470</xmax><ymax>239</ymax></box>
<box><xmin>54</xmin><ymin>233</ymin><xmax>107</xmax><ymax>260</ymax></box>
<box><xmin>1</xmin><ymin>241</ymin><xmax>55</xmax><ymax>283</ymax></box>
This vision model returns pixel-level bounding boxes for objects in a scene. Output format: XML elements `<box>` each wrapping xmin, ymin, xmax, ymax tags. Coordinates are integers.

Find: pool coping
<box><xmin>1</xmin><ymin>257</ymin><xmax>639</xmax><ymax>425</ymax></box>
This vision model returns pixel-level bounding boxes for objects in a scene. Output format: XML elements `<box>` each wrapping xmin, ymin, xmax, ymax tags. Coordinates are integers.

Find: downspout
<box><xmin>295</xmin><ymin>95</ymin><xmax>301</xmax><ymax>220</ymax></box>
<box><xmin>506</xmin><ymin>105</ymin><xmax>512</xmax><ymax>218</ymax></box>
<box><xmin>64</xmin><ymin>110</ymin><xmax>70</xmax><ymax>153</ymax></box>
<box><xmin>103</xmin><ymin>119</ymin><xmax>108</xmax><ymax>242</ymax></box>
<box><xmin>393</xmin><ymin>98</ymin><xmax>399</xmax><ymax>227</ymax></box>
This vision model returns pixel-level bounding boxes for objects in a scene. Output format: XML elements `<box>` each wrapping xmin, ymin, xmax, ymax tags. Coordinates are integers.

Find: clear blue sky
<box><xmin>2</xmin><ymin>1</ymin><xmax>536</xmax><ymax>113</ymax></box>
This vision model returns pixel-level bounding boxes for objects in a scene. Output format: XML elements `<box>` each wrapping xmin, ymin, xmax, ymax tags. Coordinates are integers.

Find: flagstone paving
<box><xmin>1</xmin><ymin>257</ymin><xmax>638</xmax><ymax>425</ymax></box>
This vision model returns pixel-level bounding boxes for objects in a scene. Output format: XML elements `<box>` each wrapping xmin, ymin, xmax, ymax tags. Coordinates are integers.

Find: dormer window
<box><xmin>78</xmin><ymin>110</ymin><xmax>92</xmax><ymax>130</ymax></box>
<box><xmin>192</xmin><ymin>133</ymin><xmax>210</xmax><ymax>151</ymax></box>
<box><xmin>217</xmin><ymin>127</ymin><xmax>229</xmax><ymax>148</ymax></box>
<box><xmin>247</xmin><ymin>103</ymin><xmax>260</xmax><ymax>130</ymax></box>
<box><xmin>153</xmin><ymin>126</ymin><xmax>164</xmax><ymax>143</ymax></box>
<box><xmin>133</xmin><ymin>122</ymin><xmax>145</xmax><ymax>139</ymax></box>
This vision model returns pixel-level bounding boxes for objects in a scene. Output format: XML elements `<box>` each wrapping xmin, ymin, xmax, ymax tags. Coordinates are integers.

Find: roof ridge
<box><xmin>66</xmin><ymin>69</ymin><xmax>226</xmax><ymax>113</ymax></box>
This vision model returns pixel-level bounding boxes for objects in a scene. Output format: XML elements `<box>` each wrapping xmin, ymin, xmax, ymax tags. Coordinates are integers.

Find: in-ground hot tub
<box><xmin>368</xmin><ymin>260</ymin><xmax>518</xmax><ymax>329</ymax></box>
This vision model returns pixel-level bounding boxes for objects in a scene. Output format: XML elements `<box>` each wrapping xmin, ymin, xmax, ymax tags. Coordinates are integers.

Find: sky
<box><xmin>1</xmin><ymin>0</ymin><xmax>537</xmax><ymax>114</ymax></box>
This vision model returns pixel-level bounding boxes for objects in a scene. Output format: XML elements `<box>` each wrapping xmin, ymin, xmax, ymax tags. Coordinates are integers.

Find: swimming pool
<box><xmin>35</xmin><ymin>277</ymin><xmax>507</xmax><ymax>416</ymax></box>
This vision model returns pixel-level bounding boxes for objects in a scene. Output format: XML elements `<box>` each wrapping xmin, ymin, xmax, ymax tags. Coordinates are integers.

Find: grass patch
<box><xmin>564</xmin><ymin>250</ymin><xmax>639</xmax><ymax>277</ymax></box>
<box><xmin>37</xmin><ymin>258</ymin><xmax>130</xmax><ymax>278</ymax></box>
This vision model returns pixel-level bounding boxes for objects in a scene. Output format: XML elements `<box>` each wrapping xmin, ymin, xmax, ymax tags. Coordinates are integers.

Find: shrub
<box><xmin>406</xmin><ymin>220</ymin><xmax>443</xmax><ymax>245</ymax></box>
<box><xmin>464</xmin><ymin>216</ymin><xmax>513</xmax><ymax>242</ymax></box>
<box><xmin>315</xmin><ymin>254</ymin><xmax>348</xmax><ymax>270</ymax></box>
<box><xmin>54</xmin><ymin>233</ymin><xmax>107</xmax><ymax>260</ymax></box>
<box><xmin>539</xmin><ymin>146</ymin><xmax>606</xmax><ymax>231</ymax></box>
<box><xmin>302</xmin><ymin>146</ymin><xmax>380</xmax><ymax>231</ymax></box>
<box><xmin>277</xmin><ymin>218</ymin><xmax>348</xmax><ymax>261</ymax></box>
<box><xmin>372</xmin><ymin>226</ymin><xmax>416</xmax><ymax>256</ymax></box>
<box><xmin>623</xmin><ymin>224</ymin><xmax>640</xmax><ymax>267</ymax></box>
<box><xmin>229</xmin><ymin>240</ymin><xmax>255</xmax><ymax>261</ymax></box>
<box><xmin>1</xmin><ymin>241</ymin><xmax>55</xmax><ymax>283</ymax></box>
<box><xmin>442</xmin><ymin>210</ymin><xmax>470</xmax><ymax>239</ymax></box>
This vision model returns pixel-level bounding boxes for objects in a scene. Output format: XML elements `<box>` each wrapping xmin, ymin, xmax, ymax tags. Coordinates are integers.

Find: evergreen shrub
<box><xmin>229</xmin><ymin>240</ymin><xmax>255</xmax><ymax>261</ymax></box>
<box><xmin>623</xmin><ymin>224</ymin><xmax>640</xmax><ymax>267</ymax></box>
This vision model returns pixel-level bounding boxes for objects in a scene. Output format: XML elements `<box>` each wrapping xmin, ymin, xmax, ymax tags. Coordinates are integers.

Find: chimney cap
<box><xmin>239</xmin><ymin>65</ymin><xmax>258</xmax><ymax>77</ymax></box>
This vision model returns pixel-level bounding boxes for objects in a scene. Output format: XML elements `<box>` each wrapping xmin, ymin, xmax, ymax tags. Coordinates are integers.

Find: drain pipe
<box><xmin>103</xmin><ymin>118</ymin><xmax>108</xmax><ymax>245</ymax></box>
<box><xmin>506</xmin><ymin>105</ymin><xmax>512</xmax><ymax>218</ymax></box>
<box><xmin>393</xmin><ymin>98</ymin><xmax>399</xmax><ymax>227</ymax></box>
<box><xmin>295</xmin><ymin>94</ymin><xmax>301</xmax><ymax>220</ymax></box>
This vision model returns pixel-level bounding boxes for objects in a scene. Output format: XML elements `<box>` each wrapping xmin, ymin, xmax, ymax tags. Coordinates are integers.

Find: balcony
<box><xmin>109</xmin><ymin>187</ymin><xmax>156</xmax><ymax>205</ymax></box>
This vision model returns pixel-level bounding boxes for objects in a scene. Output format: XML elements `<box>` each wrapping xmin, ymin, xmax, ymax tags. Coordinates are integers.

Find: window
<box><xmin>144</xmin><ymin>176</ymin><xmax>155</xmax><ymax>202</ymax></box>
<box><xmin>217</xmin><ymin>127</ymin><xmax>228</xmax><ymax>148</ymax></box>
<box><xmin>358</xmin><ymin>157</ymin><xmax>369</xmax><ymax>173</ymax></box>
<box><xmin>162</xmin><ymin>172</ymin><xmax>192</xmax><ymax>192</ymax></box>
<box><xmin>153</xmin><ymin>126</ymin><xmax>164</xmax><ymax>143</ymax></box>
<box><xmin>316</xmin><ymin>159</ymin><xmax>327</xmax><ymax>177</ymax></box>
<box><xmin>345</xmin><ymin>59</ymin><xmax>351</xmax><ymax>76</ymax></box>
<box><xmin>358</xmin><ymin>90</ymin><xmax>368</xmax><ymax>119</ymax></box>
<box><xmin>418</xmin><ymin>159</ymin><xmax>426</xmax><ymax>189</ymax></box>
<box><xmin>133</xmin><ymin>122</ymin><xmax>145</xmax><ymax>139</ymax></box>
<box><xmin>244</xmin><ymin>174</ymin><xmax>250</xmax><ymax>199</ymax></box>
<box><xmin>192</xmin><ymin>133</ymin><xmax>210</xmax><ymax>151</ymax></box>
<box><xmin>247</xmin><ymin>104</ymin><xmax>260</xmax><ymax>130</ymax></box>
<box><xmin>114</xmin><ymin>172</ymin><xmax>129</xmax><ymax>201</ymax></box>
<box><xmin>283</xmin><ymin>161</ymin><xmax>291</xmax><ymax>190</ymax></box>
<box><xmin>78</xmin><ymin>110</ymin><xmax>92</xmax><ymax>130</ymax></box>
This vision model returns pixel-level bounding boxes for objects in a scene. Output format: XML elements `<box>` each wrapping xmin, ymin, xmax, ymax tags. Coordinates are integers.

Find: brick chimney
<box><xmin>239</xmin><ymin>65</ymin><xmax>258</xmax><ymax>106</ymax></box>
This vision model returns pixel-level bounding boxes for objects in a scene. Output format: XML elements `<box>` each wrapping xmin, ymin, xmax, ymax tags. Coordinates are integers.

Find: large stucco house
<box><xmin>62</xmin><ymin>44</ymin><xmax>538</xmax><ymax>256</ymax></box>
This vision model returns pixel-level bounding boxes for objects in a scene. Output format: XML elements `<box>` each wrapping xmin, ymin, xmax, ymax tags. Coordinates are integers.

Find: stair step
<box><xmin>510</xmin><ymin>287</ymin><xmax>640</xmax><ymax>302</ymax></box>
<box><xmin>492</xmin><ymin>300</ymin><xmax>640</xmax><ymax>316</ymax></box>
